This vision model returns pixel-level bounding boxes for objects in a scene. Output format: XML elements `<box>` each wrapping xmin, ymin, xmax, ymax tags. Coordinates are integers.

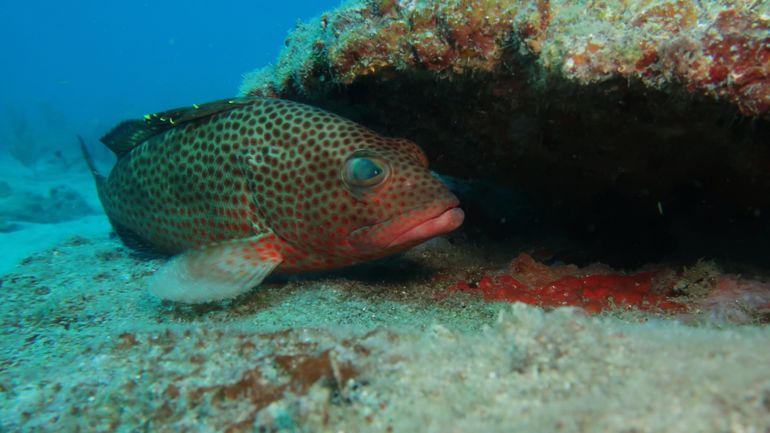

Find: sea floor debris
<box><xmin>1</xmin><ymin>219</ymin><xmax>770</xmax><ymax>432</ymax></box>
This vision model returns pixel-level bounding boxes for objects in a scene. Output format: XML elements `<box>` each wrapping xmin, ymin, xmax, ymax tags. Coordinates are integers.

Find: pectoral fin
<box><xmin>149</xmin><ymin>234</ymin><xmax>283</xmax><ymax>303</ymax></box>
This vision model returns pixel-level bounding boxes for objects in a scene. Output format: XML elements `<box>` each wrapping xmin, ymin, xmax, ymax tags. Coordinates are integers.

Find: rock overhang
<box><xmin>239</xmin><ymin>0</ymin><xmax>770</xmax><ymax>265</ymax></box>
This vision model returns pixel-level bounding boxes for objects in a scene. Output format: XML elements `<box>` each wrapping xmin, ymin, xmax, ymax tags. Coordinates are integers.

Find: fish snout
<box><xmin>385</xmin><ymin>205</ymin><xmax>464</xmax><ymax>249</ymax></box>
<box><xmin>349</xmin><ymin>195</ymin><xmax>464</xmax><ymax>252</ymax></box>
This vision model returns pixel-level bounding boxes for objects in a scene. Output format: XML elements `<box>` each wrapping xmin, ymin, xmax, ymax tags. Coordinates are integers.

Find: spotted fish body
<box><xmin>83</xmin><ymin>97</ymin><xmax>464</xmax><ymax>303</ymax></box>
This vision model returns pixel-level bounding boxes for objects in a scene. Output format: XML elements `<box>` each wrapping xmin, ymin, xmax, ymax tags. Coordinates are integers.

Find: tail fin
<box><xmin>78</xmin><ymin>135</ymin><xmax>105</xmax><ymax>186</ymax></box>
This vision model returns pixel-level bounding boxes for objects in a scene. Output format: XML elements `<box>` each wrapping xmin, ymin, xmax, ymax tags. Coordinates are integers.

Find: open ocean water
<box><xmin>0</xmin><ymin>0</ymin><xmax>339</xmax><ymax>174</ymax></box>
<box><xmin>0</xmin><ymin>0</ymin><xmax>338</xmax><ymax>270</ymax></box>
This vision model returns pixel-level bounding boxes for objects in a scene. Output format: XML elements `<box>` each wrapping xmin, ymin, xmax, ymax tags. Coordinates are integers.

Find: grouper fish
<box><xmin>81</xmin><ymin>97</ymin><xmax>464</xmax><ymax>303</ymax></box>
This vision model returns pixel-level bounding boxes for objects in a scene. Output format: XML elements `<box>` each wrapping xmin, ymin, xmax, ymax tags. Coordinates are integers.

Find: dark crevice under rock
<box><xmin>276</xmin><ymin>60</ymin><xmax>770</xmax><ymax>270</ymax></box>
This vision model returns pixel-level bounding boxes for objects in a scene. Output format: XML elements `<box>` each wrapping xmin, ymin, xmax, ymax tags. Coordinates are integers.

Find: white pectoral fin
<box><xmin>149</xmin><ymin>234</ymin><xmax>283</xmax><ymax>303</ymax></box>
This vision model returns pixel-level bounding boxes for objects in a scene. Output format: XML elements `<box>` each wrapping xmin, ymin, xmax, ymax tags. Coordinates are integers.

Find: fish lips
<box><xmin>385</xmin><ymin>206</ymin><xmax>465</xmax><ymax>249</ymax></box>
<box><xmin>349</xmin><ymin>201</ymin><xmax>465</xmax><ymax>252</ymax></box>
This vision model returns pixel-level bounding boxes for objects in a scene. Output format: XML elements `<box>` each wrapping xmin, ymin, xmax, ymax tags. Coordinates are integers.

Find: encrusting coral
<box><xmin>242</xmin><ymin>0</ymin><xmax>769</xmax><ymax>117</ymax></box>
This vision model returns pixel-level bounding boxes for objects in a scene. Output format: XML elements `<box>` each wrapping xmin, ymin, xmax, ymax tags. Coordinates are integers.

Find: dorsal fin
<box><xmin>99</xmin><ymin>97</ymin><xmax>260</xmax><ymax>158</ymax></box>
<box><xmin>99</xmin><ymin>120</ymin><xmax>168</xmax><ymax>158</ymax></box>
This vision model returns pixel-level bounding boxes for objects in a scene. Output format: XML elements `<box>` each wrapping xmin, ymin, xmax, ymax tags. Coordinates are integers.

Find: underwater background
<box><xmin>0</xmin><ymin>0</ymin><xmax>338</xmax><ymax>271</ymax></box>
<box><xmin>2</xmin><ymin>0</ymin><xmax>770</xmax><ymax>432</ymax></box>
<box><xmin>0</xmin><ymin>0</ymin><xmax>338</xmax><ymax>179</ymax></box>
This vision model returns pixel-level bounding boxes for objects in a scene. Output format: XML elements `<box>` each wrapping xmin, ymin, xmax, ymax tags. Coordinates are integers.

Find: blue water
<box><xmin>0</xmin><ymin>0</ymin><xmax>340</xmax><ymax>148</ymax></box>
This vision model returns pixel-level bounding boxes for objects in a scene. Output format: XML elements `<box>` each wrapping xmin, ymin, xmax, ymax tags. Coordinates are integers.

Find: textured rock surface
<box><xmin>242</xmin><ymin>0</ymin><xmax>770</xmax><ymax>117</ymax></box>
<box><xmin>2</xmin><ymin>229</ymin><xmax>770</xmax><ymax>433</ymax></box>
<box><xmin>239</xmin><ymin>0</ymin><xmax>770</xmax><ymax>256</ymax></box>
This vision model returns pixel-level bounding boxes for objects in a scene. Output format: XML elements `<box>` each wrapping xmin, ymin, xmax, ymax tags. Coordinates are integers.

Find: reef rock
<box><xmin>239</xmin><ymin>0</ymin><xmax>770</xmax><ymax>256</ymax></box>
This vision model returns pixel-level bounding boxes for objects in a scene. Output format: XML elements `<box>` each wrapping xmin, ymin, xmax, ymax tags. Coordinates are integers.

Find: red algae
<box><xmin>702</xmin><ymin>10</ymin><xmax>770</xmax><ymax>114</ymax></box>
<box><xmin>448</xmin><ymin>253</ymin><xmax>687</xmax><ymax>314</ymax></box>
<box><xmin>448</xmin><ymin>253</ymin><xmax>770</xmax><ymax>321</ymax></box>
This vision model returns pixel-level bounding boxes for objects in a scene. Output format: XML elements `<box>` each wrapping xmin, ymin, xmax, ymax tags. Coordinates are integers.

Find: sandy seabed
<box><xmin>1</xmin><ymin>159</ymin><xmax>769</xmax><ymax>433</ymax></box>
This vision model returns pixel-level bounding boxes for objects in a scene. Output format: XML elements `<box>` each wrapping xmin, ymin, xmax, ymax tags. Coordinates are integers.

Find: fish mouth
<box><xmin>347</xmin><ymin>198</ymin><xmax>464</xmax><ymax>254</ymax></box>
<box><xmin>386</xmin><ymin>205</ymin><xmax>465</xmax><ymax>249</ymax></box>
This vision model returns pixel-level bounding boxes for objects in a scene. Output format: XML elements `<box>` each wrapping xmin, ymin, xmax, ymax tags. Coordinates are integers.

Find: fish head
<box><xmin>244</xmin><ymin>100</ymin><xmax>463</xmax><ymax>265</ymax></box>
<box><xmin>338</xmin><ymin>137</ymin><xmax>464</xmax><ymax>257</ymax></box>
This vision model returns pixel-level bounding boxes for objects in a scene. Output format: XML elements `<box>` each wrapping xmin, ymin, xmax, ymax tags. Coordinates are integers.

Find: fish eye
<box><xmin>342</xmin><ymin>155</ymin><xmax>390</xmax><ymax>189</ymax></box>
